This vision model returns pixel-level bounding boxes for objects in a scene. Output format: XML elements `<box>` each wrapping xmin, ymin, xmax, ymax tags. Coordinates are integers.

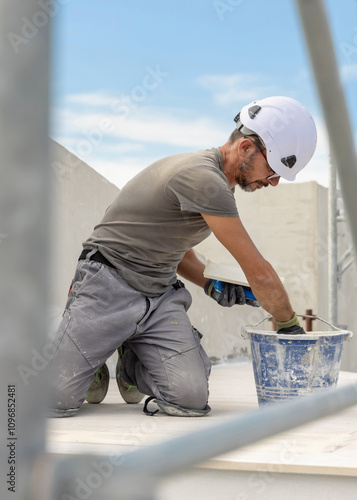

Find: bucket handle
<box><xmin>242</xmin><ymin>314</ymin><xmax>349</xmax><ymax>337</ymax></box>
<box><xmin>297</xmin><ymin>314</ymin><xmax>342</xmax><ymax>331</ymax></box>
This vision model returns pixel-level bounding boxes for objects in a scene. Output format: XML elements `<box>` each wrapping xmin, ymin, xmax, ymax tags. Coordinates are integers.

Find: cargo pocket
<box><xmin>48</xmin><ymin>309</ymin><xmax>72</xmax><ymax>365</ymax></box>
<box><xmin>193</xmin><ymin>327</ymin><xmax>212</xmax><ymax>379</ymax></box>
<box><xmin>65</xmin><ymin>261</ymin><xmax>105</xmax><ymax>311</ymax></box>
<box><xmin>76</xmin><ymin>262</ymin><xmax>105</xmax><ymax>295</ymax></box>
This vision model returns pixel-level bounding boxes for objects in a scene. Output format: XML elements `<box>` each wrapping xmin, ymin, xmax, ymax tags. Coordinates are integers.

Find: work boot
<box><xmin>116</xmin><ymin>346</ymin><xmax>145</xmax><ymax>404</ymax></box>
<box><xmin>85</xmin><ymin>363</ymin><xmax>110</xmax><ymax>404</ymax></box>
<box><xmin>143</xmin><ymin>397</ymin><xmax>211</xmax><ymax>416</ymax></box>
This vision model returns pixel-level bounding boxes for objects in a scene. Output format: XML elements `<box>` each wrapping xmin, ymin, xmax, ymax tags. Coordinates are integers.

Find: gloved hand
<box><xmin>276</xmin><ymin>312</ymin><xmax>306</xmax><ymax>335</ymax></box>
<box><xmin>204</xmin><ymin>279</ymin><xmax>259</xmax><ymax>308</ymax></box>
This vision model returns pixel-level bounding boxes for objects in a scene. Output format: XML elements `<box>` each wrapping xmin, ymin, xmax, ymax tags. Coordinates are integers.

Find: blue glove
<box><xmin>204</xmin><ymin>279</ymin><xmax>259</xmax><ymax>308</ymax></box>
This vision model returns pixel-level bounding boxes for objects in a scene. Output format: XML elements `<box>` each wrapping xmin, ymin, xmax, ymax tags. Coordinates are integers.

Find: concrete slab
<box><xmin>46</xmin><ymin>362</ymin><xmax>357</xmax><ymax>479</ymax></box>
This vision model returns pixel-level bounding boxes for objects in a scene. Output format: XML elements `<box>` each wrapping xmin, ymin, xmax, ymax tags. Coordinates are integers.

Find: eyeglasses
<box><xmin>266</xmin><ymin>172</ymin><xmax>280</xmax><ymax>180</ymax></box>
<box><xmin>244</xmin><ymin>136</ymin><xmax>280</xmax><ymax>181</ymax></box>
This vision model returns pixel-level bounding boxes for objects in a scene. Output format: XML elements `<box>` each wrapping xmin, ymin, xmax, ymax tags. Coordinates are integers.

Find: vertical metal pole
<box><xmin>0</xmin><ymin>1</ymin><xmax>50</xmax><ymax>499</ymax></box>
<box><xmin>304</xmin><ymin>309</ymin><xmax>315</xmax><ymax>331</ymax></box>
<box><xmin>295</xmin><ymin>0</ymin><xmax>357</xmax><ymax>258</ymax></box>
<box><xmin>328</xmin><ymin>153</ymin><xmax>338</xmax><ymax>325</ymax></box>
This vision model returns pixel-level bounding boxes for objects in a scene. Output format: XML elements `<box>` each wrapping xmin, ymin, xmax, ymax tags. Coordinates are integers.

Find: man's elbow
<box><xmin>249</xmin><ymin>261</ymin><xmax>278</xmax><ymax>289</ymax></box>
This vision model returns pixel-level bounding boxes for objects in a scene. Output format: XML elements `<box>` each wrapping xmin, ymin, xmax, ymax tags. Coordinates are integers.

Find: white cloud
<box><xmin>340</xmin><ymin>64</ymin><xmax>357</xmax><ymax>82</ymax></box>
<box><xmin>54</xmin><ymin>134</ymin><xmax>144</xmax><ymax>157</ymax></box>
<box><xmin>53</xmin><ymin>132</ymin><xmax>152</xmax><ymax>188</ymax></box>
<box><xmin>52</xmin><ymin>91</ymin><xmax>337</xmax><ymax>189</ymax></box>
<box><xmin>108</xmin><ymin>113</ymin><xmax>227</xmax><ymax>148</ymax></box>
<box><xmin>197</xmin><ymin>73</ymin><xmax>276</xmax><ymax>106</ymax></box>
<box><xmin>314</xmin><ymin>116</ymin><xmax>329</xmax><ymax>155</ymax></box>
<box><xmin>53</xmin><ymin>104</ymin><xmax>228</xmax><ymax>149</ymax></box>
<box><xmin>66</xmin><ymin>92</ymin><xmax>135</xmax><ymax>109</ymax></box>
<box><xmin>87</xmin><ymin>158</ymin><xmax>154</xmax><ymax>189</ymax></box>
<box><xmin>66</xmin><ymin>92</ymin><xmax>114</xmax><ymax>106</ymax></box>
<box><xmin>305</xmin><ymin>117</ymin><xmax>329</xmax><ymax>186</ymax></box>
<box><xmin>52</xmin><ymin>94</ymin><xmax>234</xmax><ymax>191</ymax></box>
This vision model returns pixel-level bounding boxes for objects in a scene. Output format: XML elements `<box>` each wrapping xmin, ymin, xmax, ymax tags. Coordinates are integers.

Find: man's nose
<box><xmin>268</xmin><ymin>176</ymin><xmax>280</xmax><ymax>187</ymax></box>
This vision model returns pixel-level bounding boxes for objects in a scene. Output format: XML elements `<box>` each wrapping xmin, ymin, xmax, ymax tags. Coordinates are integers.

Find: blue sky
<box><xmin>51</xmin><ymin>0</ymin><xmax>357</xmax><ymax>188</ymax></box>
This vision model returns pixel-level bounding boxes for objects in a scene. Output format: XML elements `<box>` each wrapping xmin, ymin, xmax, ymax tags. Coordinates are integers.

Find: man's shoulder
<box><xmin>164</xmin><ymin>148</ymin><xmax>223</xmax><ymax>178</ymax></box>
<box><xmin>184</xmin><ymin>147</ymin><xmax>222</xmax><ymax>167</ymax></box>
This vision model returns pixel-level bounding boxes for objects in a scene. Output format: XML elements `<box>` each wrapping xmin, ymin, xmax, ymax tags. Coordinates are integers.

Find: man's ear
<box><xmin>238</xmin><ymin>137</ymin><xmax>253</xmax><ymax>157</ymax></box>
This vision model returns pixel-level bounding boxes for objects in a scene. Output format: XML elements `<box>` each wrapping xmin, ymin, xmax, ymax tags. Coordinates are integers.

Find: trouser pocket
<box><xmin>193</xmin><ymin>327</ymin><xmax>212</xmax><ymax>379</ymax></box>
<box><xmin>63</xmin><ymin>260</ymin><xmax>104</xmax><ymax>312</ymax></box>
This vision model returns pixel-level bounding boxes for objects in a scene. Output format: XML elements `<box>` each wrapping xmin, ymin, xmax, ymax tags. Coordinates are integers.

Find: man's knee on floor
<box><xmin>47</xmin><ymin>374</ymin><xmax>86</xmax><ymax>414</ymax></box>
<box><xmin>47</xmin><ymin>407</ymin><xmax>80</xmax><ymax>418</ymax></box>
<box><xmin>48</xmin><ymin>387</ymin><xmax>84</xmax><ymax>413</ymax></box>
<box><xmin>166</xmin><ymin>378</ymin><xmax>209</xmax><ymax>410</ymax></box>
<box><xmin>153</xmin><ymin>376</ymin><xmax>211</xmax><ymax>416</ymax></box>
<box><xmin>47</xmin><ymin>395</ymin><xmax>82</xmax><ymax>417</ymax></box>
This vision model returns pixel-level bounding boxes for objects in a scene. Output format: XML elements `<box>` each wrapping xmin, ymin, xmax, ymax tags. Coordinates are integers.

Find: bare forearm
<box><xmin>201</xmin><ymin>214</ymin><xmax>295</xmax><ymax>322</ymax></box>
<box><xmin>247</xmin><ymin>260</ymin><xmax>294</xmax><ymax>322</ymax></box>
<box><xmin>177</xmin><ymin>249</ymin><xmax>208</xmax><ymax>288</ymax></box>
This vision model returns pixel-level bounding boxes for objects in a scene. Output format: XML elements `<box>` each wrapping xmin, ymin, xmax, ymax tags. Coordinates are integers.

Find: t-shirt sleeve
<box><xmin>165</xmin><ymin>165</ymin><xmax>239</xmax><ymax>217</ymax></box>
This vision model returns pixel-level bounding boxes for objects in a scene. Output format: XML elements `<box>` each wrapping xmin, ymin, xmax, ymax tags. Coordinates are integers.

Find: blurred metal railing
<box><xmin>0</xmin><ymin>1</ymin><xmax>356</xmax><ymax>499</ymax></box>
<box><xmin>295</xmin><ymin>0</ymin><xmax>357</xmax><ymax>258</ymax></box>
<box><xmin>0</xmin><ymin>0</ymin><xmax>51</xmax><ymax>499</ymax></box>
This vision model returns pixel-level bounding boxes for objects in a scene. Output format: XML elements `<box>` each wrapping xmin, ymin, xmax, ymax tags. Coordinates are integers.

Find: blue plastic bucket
<box><xmin>242</xmin><ymin>316</ymin><xmax>353</xmax><ymax>406</ymax></box>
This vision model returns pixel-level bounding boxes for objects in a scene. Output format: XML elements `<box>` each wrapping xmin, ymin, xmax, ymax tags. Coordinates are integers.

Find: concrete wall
<box><xmin>185</xmin><ymin>182</ymin><xmax>328</xmax><ymax>361</ymax></box>
<box><xmin>185</xmin><ymin>182</ymin><xmax>356</xmax><ymax>370</ymax></box>
<box><xmin>50</xmin><ymin>140</ymin><xmax>119</xmax><ymax>317</ymax></box>
<box><xmin>49</xmin><ymin>142</ymin><xmax>357</xmax><ymax>371</ymax></box>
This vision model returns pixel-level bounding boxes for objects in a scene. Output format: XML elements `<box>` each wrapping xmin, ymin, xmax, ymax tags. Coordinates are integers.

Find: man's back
<box><xmin>84</xmin><ymin>147</ymin><xmax>238</xmax><ymax>295</ymax></box>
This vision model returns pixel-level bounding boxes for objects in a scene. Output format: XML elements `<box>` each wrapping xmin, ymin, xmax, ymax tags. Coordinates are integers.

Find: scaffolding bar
<box><xmin>328</xmin><ymin>153</ymin><xmax>338</xmax><ymax>324</ymax></box>
<box><xmin>1</xmin><ymin>1</ymin><xmax>356</xmax><ymax>499</ymax></box>
<box><xmin>0</xmin><ymin>1</ymin><xmax>51</xmax><ymax>498</ymax></box>
<box><xmin>295</xmin><ymin>0</ymin><xmax>357</xmax><ymax>257</ymax></box>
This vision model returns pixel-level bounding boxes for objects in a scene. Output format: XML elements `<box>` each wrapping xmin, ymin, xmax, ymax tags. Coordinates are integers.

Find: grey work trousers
<box><xmin>48</xmin><ymin>252</ymin><xmax>212</xmax><ymax>416</ymax></box>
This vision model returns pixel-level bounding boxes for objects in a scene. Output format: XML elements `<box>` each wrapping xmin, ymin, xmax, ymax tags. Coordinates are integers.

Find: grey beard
<box><xmin>237</xmin><ymin>151</ymin><xmax>257</xmax><ymax>192</ymax></box>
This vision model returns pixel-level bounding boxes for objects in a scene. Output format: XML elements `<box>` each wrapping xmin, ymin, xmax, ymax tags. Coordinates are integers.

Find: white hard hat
<box><xmin>234</xmin><ymin>96</ymin><xmax>317</xmax><ymax>181</ymax></box>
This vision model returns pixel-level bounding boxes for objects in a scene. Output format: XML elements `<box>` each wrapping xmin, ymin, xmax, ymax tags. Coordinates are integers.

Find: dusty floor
<box><xmin>47</xmin><ymin>362</ymin><xmax>357</xmax><ymax>477</ymax></box>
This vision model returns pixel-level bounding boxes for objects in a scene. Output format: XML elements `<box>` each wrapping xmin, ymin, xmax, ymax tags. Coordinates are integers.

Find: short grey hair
<box><xmin>229</xmin><ymin>129</ymin><xmax>265</xmax><ymax>151</ymax></box>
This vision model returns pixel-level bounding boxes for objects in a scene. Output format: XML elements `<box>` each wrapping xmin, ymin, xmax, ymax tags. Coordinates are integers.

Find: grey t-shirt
<box><xmin>84</xmin><ymin>147</ymin><xmax>239</xmax><ymax>296</ymax></box>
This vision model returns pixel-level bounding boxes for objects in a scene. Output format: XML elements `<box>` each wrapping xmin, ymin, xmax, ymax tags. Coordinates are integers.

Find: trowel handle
<box><xmin>212</xmin><ymin>280</ymin><xmax>223</xmax><ymax>293</ymax></box>
<box><xmin>212</xmin><ymin>280</ymin><xmax>256</xmax><ymax>301</ymax></box>
<box><xmin>242</xmin><ymin>286</ymin><xmax>256</xmax><ymax>301</ymax></box>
